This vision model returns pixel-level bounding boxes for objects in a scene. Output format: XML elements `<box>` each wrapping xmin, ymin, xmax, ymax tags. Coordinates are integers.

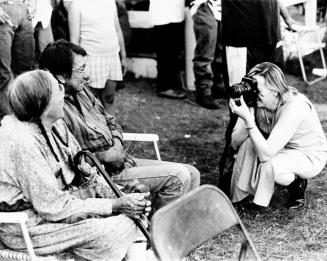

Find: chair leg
<box><xmin>20</xmin><ymin>222</ymin><xmax>37</xmax><ymax>261</ymax></box>
<box><xmin>297</xmin><ymin>29</ymin><xmax>327</xmax><ymax>85</ymax></box>
<box><xmin>153</xmin><ymin>141</ymin><xmax>161</xmax><ymax>161</ymax></box>
<box><xmin>126</xmin><ymin>141</ymin><xmax>137</xmax><ymax>155</ymax></box>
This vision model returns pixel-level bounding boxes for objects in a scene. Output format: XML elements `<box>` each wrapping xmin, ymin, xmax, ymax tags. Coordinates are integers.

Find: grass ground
<box><xmin>113</xmin><ymin>9</ymin><xmax>327</xmax><ymax>260</ymax></box>
<box><xmin>114</xmin><ymin>54</ymin><xmax>327</xmax><ymax>260</ymax></box>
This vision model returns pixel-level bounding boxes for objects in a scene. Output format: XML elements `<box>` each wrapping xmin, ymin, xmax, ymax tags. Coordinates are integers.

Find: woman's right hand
<box><xmin>229</xmin><ymin>96</ymin><xmax>255</xmax><ymax>127</ymax></box>
<box><xmin>112</xmin><ymin>193</ymin><xmax>151</xmax><ymax>219</ymax></box>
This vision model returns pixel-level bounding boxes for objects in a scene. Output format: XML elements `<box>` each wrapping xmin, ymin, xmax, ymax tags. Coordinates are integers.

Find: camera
<box><xmin>228</xmin><ymin>76</ymin><xmax>258</xmax><ymax>106</ymax></box>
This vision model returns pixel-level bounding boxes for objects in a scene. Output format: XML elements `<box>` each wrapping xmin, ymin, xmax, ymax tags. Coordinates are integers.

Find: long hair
<box><xmin>247</xmin><ymin>62</ymin><xmax>295</xmax><ymax>99</ymax></box>
<box><xmin>9</xmin><ymin>70</ymin><xmax>53</xmax><ymax>122</ymax></box>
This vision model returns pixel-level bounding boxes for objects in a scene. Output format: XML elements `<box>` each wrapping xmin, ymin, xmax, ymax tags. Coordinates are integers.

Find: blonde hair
<box><xmin>9</xmin><ymin>70</ymin><xmax>53</xmax><ymax>122</ymax></box>
<box><xmin>248</xmin><ymin>62</ymin><xmax>297</xmax><ymax>103</ymax></box>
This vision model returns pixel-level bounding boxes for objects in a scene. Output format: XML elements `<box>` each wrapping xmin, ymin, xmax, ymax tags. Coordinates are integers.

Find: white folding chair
<box><xmin>283</xmin><ymin>24</ymin><xmax>327</xmax><ymax>85</ymax></box>
<box><xmin>123</xmin><ymin>133</ymin><xmax>161</xmax><ymax>161</ymax></box>
<box><xmin>0</xmin><ymin>212</ymin><xmax>73</xmax><ymax>261</ymax></box>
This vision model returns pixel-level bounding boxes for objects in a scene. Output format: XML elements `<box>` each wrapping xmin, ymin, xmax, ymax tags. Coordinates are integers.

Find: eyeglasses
<box><xmin>72</xmin><ymin>65</ymin><xmax>86</xmax><ymax>74</ymax></box>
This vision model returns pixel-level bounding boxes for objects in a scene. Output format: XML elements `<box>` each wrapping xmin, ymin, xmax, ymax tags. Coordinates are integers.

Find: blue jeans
<box><xmin>193</xmin><ymin>3</ymin><xmax>222</xmax><ymax>96</ymax></box>
<box><xmin>112</xmin><ymin>158</ymin><xmax>200</xmax><ymax>214</ymax></box>
<box><xmin>0</xmin><ymin>0</ymin><xmax>35</xmax><ymax>118</ymax></box>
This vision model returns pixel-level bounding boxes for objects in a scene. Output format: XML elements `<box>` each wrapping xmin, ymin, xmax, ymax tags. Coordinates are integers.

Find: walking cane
<box><xmin>74</xmin><ymin>150</ymin><xmax>151</xmax><ymax>242</ymax></box>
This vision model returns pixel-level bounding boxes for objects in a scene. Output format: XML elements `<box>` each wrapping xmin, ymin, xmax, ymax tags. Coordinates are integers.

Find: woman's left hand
<box><xmin>229</xmin><ymin>96</ymin><xmax>255</xmax><ymax>125</ymax></box>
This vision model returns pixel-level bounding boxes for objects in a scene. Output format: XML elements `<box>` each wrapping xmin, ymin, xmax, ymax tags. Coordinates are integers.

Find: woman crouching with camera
<box><xmin>229</xmin><ymin>62</ymin><xmax>327</xmax><ymax>210</ymax></box>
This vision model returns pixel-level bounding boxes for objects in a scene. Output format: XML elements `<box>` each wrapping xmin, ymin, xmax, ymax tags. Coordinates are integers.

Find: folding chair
<box><xmin>283</xmin><ymin>24</ymin><xmax>327</xmax><ymax>85</ymax></box>
<box><xmin>0</xmin><ymin>212</ymin><xmax>74</xmax><ymax>261</ymax></box>
<box><xmin>151</xmin><ymin>185</ymin><xmax>262</xmax><ymax>261</ymax></box>
<box><xmin>123</xmin><ymin>133</ymin><xmax>161</xmax><ymax>161</ymax></box>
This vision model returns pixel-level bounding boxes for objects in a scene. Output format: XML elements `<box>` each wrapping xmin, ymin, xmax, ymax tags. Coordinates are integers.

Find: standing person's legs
<box><xmin>11</xmin><ymin>10</ymin><xmax>35</xmax><ymax>76</ymax></box>
<box><xmin>167</xmin><ymin>21</ymin><xmax>185</xmax><ymax>92</ymax></box>
<box><xmin>246</xmin><ymin>44</ymin><xmax>284</xmax><ymax>72</ymax></box>
<box><xmin>224</xmin><ymin>46</ymin><xmax>247</xmax><ymax>85</ymax></box>
<box><xmin>0</xmin><ymin>23</ymin><xmax>13</xmax><ymax>119</ymax></box>
<box><xmin>0</xmin><ymin>2</ymin><xmax>34</xmax><ymax>119</ymax></box>
<box><xmin>34</xmin><ymin>23</ymin><xmax>54</xmax><ymax>63</ymax></box>
<box><xmin>267</xmin><ymin>45</ymin><xmax>285</xmax><ymax>71</ymax></box>
<box><xmin>193</xmin><ymin>3</ymin><xmax>219</xmax><ymax>109</ymax></box>
<box><xmin>211</xmin><ymin>21</ymin><xmax>226</xmax><ymax>99</ymax></box>
<box><xmin>100</xmin><ymin>79</ymin><xmax>117</xmax><ymax>114</ymax></box>
<box><xmin>154</xmin><ymin>23</ymin><xmax>186</xmax><ymax>99</ymax></box>
<box><xmin>87</xmin><ymin>53</ymin><xmax>122</xmax><ymax>113</ymax></box>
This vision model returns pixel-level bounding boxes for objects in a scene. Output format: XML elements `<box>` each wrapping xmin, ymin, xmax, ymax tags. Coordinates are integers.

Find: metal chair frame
<box><xmin>151</xmin><ymin>185</ymin><xmax>262</xmax><ymax>261</ymax></box>
<box><xmin>285</xmin><ymin>24</ymin><xmax>327</xmax><ymax>85</ymax></box>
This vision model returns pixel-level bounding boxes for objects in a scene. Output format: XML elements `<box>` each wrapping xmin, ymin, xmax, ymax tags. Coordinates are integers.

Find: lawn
<box><xmin>113</xmin><ymin>46</ymin><xmax>327</xmax><ymax>260</ymax></box>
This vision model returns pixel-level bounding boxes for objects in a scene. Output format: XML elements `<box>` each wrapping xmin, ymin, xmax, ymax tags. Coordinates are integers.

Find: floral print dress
<box><xmin>0</xmin><ymin>116</ymin><xmax>140</xmax><ymax>261</ymax></box>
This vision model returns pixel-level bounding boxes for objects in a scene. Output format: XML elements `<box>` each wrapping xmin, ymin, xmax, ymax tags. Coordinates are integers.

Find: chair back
<box><xmin>151</xmin><ymin>185</ymin><xmax>261</xmax><ymax>261</ymax></box>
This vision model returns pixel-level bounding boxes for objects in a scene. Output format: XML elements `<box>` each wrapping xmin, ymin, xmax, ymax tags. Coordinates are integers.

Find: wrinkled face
<box><xmin>64</xmin><ymin>54</ymin><xmax>88</xmax><ymax>93</ymax></box>
<box><xmin>255</xmin><ymin>75</ymin><xmax>279</xmax><ymax>111</ymax></box>
<box><xmin>46</xmin><ymin>74</ymin><xmax>65</xmax><ymax>121</ymax></box>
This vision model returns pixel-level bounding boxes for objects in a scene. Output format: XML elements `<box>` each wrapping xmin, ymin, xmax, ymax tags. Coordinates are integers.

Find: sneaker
<box><xmin>287</xmin><ymin>178</ymin><xmax>307</xmax><ymax>211</ymax></box>
<box><xmin>157</xmin><ymin>89</ymin><xmax>187</xmax><ymax>99</ymax></box>
<box><xmin>196</xmin><ymin>95</ymin><xmax>220</xmax><ymax>109</ymax></box>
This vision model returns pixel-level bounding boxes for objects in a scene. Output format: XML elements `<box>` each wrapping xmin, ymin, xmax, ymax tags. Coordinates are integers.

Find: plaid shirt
<box><xmin>63</xmin><ymin>87</ymin><xmax>123</xmax><ymax>153</ymax></box>
<box><xmin>189</xmin><ymin>0</ymin><xmax>221</xmax><ymax>21</ymax></box>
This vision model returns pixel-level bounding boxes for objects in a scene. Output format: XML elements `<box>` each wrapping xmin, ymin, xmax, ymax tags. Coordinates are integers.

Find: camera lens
<box><xmin>228</xmin><ymin>77</ymin><xmax>258</xmax><ymax>106</ymax></box>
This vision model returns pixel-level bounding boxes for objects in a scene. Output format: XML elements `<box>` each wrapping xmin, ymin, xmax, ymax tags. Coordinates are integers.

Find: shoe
<box><xmin>157</xmin><ymin>89</ymin><xmax>187</xmax><ymax>99</ymax></box>
<box><xmin>196</xmin><ymin>95</ymin><xmax>220</xmax><ymax>109</ymax></box>
<box><xmin>116</xmin><ymin>81</ymin><xmax>126</xmax><ymax>91</ymax></box>
<box><xmin>247</xmin><ymin>203</ymin><xmax>268</xmax><ymax>212</ymax></box>
<box><xmin>287</xmin><ymin>178</ymin><xmax>307</xmax><ymax>211</ymax></box>
<box><xmin>212</xmin><ymin>88</ymin><xmax>228</xmax><ymax>100</ymax></box>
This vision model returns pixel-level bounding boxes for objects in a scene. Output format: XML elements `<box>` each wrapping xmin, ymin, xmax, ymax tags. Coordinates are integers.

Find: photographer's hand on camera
<box><xmin>112</xmin><ymin>192</ymin><xmax>151</xmax><ymax>219</ymax></box>
<box><xmin>229</xmin><ymin>96</ymin><xmax>256</xmax><ymax>130</ymax></box>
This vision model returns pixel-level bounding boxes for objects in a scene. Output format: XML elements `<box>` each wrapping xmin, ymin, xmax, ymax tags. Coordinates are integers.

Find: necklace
<box><xmin>265</xmin><ymin>98</ymin><xmax>281</xmax><ymax>132</ymax></box>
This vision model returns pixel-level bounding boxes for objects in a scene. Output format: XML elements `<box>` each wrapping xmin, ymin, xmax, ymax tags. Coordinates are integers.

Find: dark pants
<box><xmin>153</xmin><ymin>22</ymin><xmax>184</xmax><ymax>92</ymax></box>
<box><xmin>247</xmin><ymin>45</ymin><xmax>285</xmax><ymax>72</ymax></box>
<box><xmin>222</xmin><ymin>45</ymin><xmax>285</xmax><ymax>89</ymax></box>
<box><xmin>193</xmin><ymin>3</ymin><xmax>223</xmax><ymax>96</ymax></box>
<box><xmin>0</xmin><ymin>1</ymin><xmax>35</xmax><ymax>119</ymax></box>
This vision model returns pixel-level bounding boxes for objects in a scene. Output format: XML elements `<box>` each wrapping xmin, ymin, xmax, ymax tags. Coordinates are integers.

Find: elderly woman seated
<box><xmin>0</xmin><ymin>70</ymin><xmax>151</xmax><ymax>260</ymax></box>
<box><xmin>229</xmin><ymin>62</ymin><xmax>327</xmax><ymax>211</ymax></box>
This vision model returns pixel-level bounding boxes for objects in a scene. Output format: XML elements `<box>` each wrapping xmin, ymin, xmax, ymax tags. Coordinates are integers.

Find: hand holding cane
<box><xmin>74</xmin><ymin>150</ymin><xmax>151</xmax><ymax>242</ymax></box>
